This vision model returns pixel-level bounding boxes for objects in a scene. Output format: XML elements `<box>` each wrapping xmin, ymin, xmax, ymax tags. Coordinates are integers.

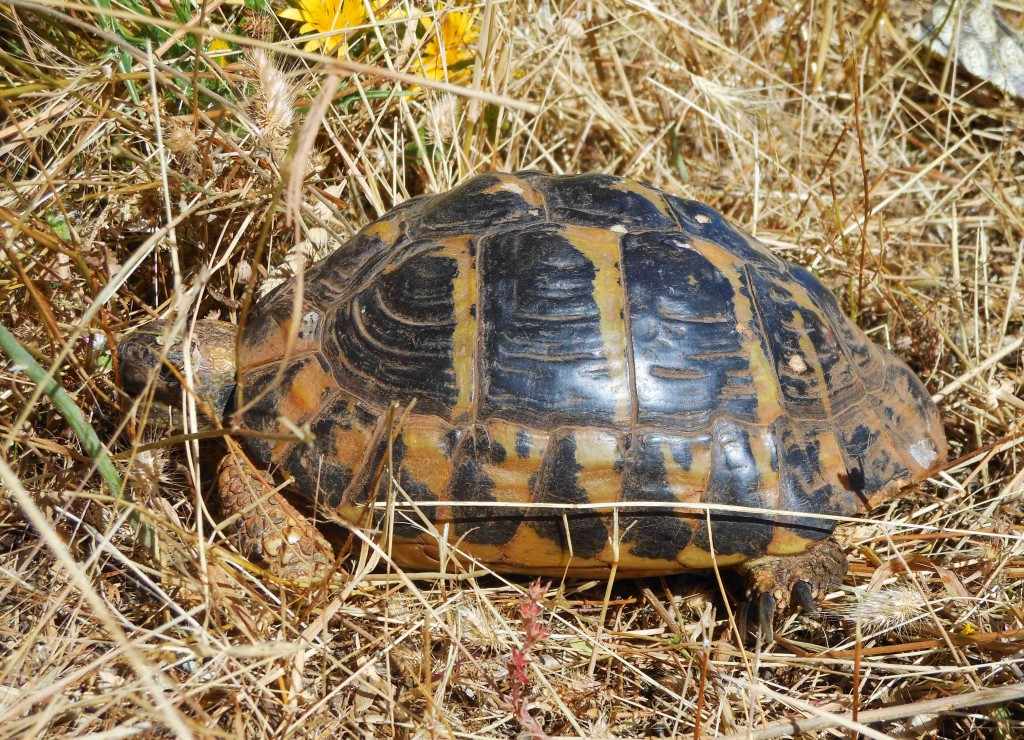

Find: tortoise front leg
<box><xmin>736</xmin><ymin>538</ymin><xmax>848</xmax><ymax>639</ymax></box>
<box><xmin>217</xmin><ymin>442</ymin><xmax>335</xmax><ymax>586</ymax></box>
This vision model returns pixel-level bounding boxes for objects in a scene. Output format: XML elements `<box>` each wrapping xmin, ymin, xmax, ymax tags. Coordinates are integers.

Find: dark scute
<box><xmin>284</xmin><ymin>453</ymin><xmax>353</xmax><ymax>511</ymax></box>
<box><xmin>240</xmin><ymin>293</ymin><xmax>288</xmax><ymax>356</ymax></box>
<box><xmin>905</xmin><ymin>365</ymin><xmax>937</xmax><ymax>421</ymax></box>
<box><xmin>331</xmin><ymin>247</ymin><xmax>459</xmax><ymax>417</ymax></box>
<box><xmin>692</xmin><ymin>420</ymin><xmax>774</xmax><ymax>557</ymax></box>
<box><xmin>786</xmin><ymin>264</ymin><xmax>887</xmax><ymax>387</ymax></box>
<box><xmin>345</xmin><ymin>432</ymin><xmax>440</xmax><ymax>536</ymax></box>
<box><xmin>460</xmin><ymin>427</ymin><xmax>508</xmax><ymax>465</ymax></box>
<box><xmin>532</xmin><ymin>434</ymin><xmax>608</xmax><ymax>559</ymax></box>
<box><xmin>663</xmin><ymin>196</ymin><xmax>780</xmax><ymax>266</ymax></box>
<box><xmin>787</xmin><ymin>263</ymin><xmax>847</xmax><ymax>323</ymax></box>
<box><xmin>515</xmin><ymin>429</ymin><xmax>532</xmax><ymax>458</ymax></box>
<box><xmin>884</xmin><ymin>361</ymin><xmax>944</xmax><ymax>455</ymax></box>
<box><xmin>669</xmin><ymin>435</ymin><xmax>706</xmax><ymax>472</ymax></box>
<box><xmin>838</xmin><ymin>421</ymin><xmax>910</xmax><ymax>497</ymax></box>
<box><xmin>619</xmin><ymin>433</ymin><xmax>694</xmax><ymax>561</ymax></box>
<box><xmin>480</xmin><ymin>226</ymin><xmax>626</xmax><ymax>425</ymax></box>
<box><xmin>843</xmin><ymin>424</ymin><xmax>874</xmax><ymax>459</ymax></box>
<box><xmin>281</xmin><ymin>405</ymin><xmax>356</xmax><ymax>510</ymax></box>
<box><xmin>524</xmin><ymin>172</ymin><xmax>676</xmax><ymax>230</ymax></box>
<box><xmin>346</xmin><ymin>425</ymin><xmax>395</xmax><ymax>507</ymax></box>
<box><xmin>363</xmin><ymin>432</ymin><xmax>441</xmax><ymax>539</ymax></box>
<box><xmin>245</xmin><ymin>202</ymin><xmax>416</xmax><ymax>324</ymax></box>
<box><xmin>775</xmin><ymin>422</ymin><xmax>842</xmax><ymax>542</ymax></box>
<box><xmin>746</xmin><ymin>266</ymin><xmax>832</xmax><ymax>420</ymax></box>
<box><xmin>622</xmin><ymin>232</ymin><xmax>757</xmax><ymax>429</ymax></box>
<box><xmin>417</xmin><ymin>173</ymin><xmax>544</xmax><ymax>234</ymax></box>
<box><xmin>305</xmin><ymin>206</ymin><xmax>418</xmax><ymax>306</ymax></box>
<box><xmin>441</xmin><ymin>428</ymin><xmax>464</xmax><ymax>458</ymax></box>
<box><xmin>785</xmin><ymin>265</ymin><xmax>865</xmax><ymax>413</ymax></box>
<box><xmin>449</xmin><ymin>458</ymin><xmax>523</xmax><ymax>546</ymax></box>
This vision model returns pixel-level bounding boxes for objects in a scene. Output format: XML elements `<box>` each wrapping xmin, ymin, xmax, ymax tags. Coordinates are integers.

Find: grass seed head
<box><xmin>243</xmin><ymin>49</ymin><xmax>295</xmax><ymax>153</ymax></box>
<box><xmin>836</xmin><ymin>584</ymin><xmax>931</xmax><ymax>635</ymax></box>
<box><xmin>127</xmin><ymin>445</ymin><xmax>177</xmax><ymax>502</ymax></box>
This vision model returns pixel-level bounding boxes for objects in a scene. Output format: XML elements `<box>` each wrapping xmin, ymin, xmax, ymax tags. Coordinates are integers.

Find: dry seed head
<box><xmin>426</xmin><ymin>93</ymin><xmax>459</xmax><ymax>143</ymax></box>
<box><xmin>243</xmin><ymin>49</ymin><xmax>295</xmax><ymax>152</ymax></box>
<box><xmin>165</xmin><ymin>121</ymin><xmax>197</xmax><ymax>156</ymax></box>
<box><xmin>691</xmin><ymin>73</ymin><xmax>763</xmax><ymax>113</ymax></box>
<box><xmin>127</xmin><ymin>446</ymin><xmax>176</xmax><ymax>500</ymax></box>
<box><xmin>310</xmin><ymin>183</ymin><xmax>347</xmax><ymax>226</ymax></box>
<box><xmin>234</xmin><ymin>260</ymin><xmax>253</xmax><ymax>286</ymax></box>
<box><xmin>242</xmin><ymin>10</ymin><xmax>274</xmax><ymax>42</ymax></box>
<box><xmin>581</xmin><ymin>713</ymin><xmax>616</xmax><ymax>740</ymax></box>
<box><xmin>164</xmin><ymin>120</ymin><xmax>200</xmax><ymax>172</ymax></box>
<box><xmin>303</xmin><ymin>227</ymin><xmax>335</xmax><ymax>260</ymax></box>
<box><xmin>555</xmin><ymin>17</ymin><xmax>585</xmax><ymax>40</ymax></box>
<box><xmin>257</xmin><ymin>275</ymin><xmax>286</xmax><ymax>298</ymax></box>
<box><xmin>283</xmin><ymin>238</ymin><xmax>310</xmax><ymax>273</ymax></box>
<box><xmin>835</xmin><ymin>584</ymin><xmax>930</xmax><ymax>634</ymax></box>
<box><xmin>258</xmin><ymin>239</ymin><xmax>314</xmax><ymax>297</ymax></box>
<box><xmin>454</xmin><ymin>601</ymin><xmax>504</xmax><ymax>651</ymax></box>
<box><xmin>672</xmin><ymin>586</ymin><xmax>715</xmax><ymax>619</ymax></box>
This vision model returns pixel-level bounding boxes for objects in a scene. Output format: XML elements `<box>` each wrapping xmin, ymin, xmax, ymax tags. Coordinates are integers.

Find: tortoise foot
<box><xmin>736</xmin><ymin>539</ymin><xmax>848</xmax><ymax>640</ymax></box>
<box><xmin>217</xmin><ymin>446</ymin><xmax>335</xmax><ymax>587</ymax></box>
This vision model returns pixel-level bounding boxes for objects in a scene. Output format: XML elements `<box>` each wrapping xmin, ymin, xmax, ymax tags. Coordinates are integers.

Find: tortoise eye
<box><xmin>158</xmin><ymin>363</ymin><xmax>181</xmax><ymax>390</ymax></box>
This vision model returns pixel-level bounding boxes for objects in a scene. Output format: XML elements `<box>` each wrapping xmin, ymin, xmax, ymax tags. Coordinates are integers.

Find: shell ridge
<box><xmin>521</xmin><ymin>171</ymin><xmax>553</xmax><ymax>224</ymax></box>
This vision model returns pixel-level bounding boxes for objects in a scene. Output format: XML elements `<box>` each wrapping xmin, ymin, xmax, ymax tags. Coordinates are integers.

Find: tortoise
<box><xmin>118</xmin><ymin>171</ymin><xmax>947</xmax><ymax>632</ymax></box>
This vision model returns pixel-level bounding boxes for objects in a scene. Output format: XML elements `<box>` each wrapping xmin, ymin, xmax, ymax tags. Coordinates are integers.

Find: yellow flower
<box><xmin>207</xmin><ymin>38</ymin><xmax>233</xmax><ymax>67</ymax></box>
<box><xmin>278</xmin><ymin>0</ymin><xmax>373</xmax><ymax>57</ymax></box>
<box><xmin>416</xmin><ymin>5</ymin><xmax>479</xmax><ymax>83</ymax></box>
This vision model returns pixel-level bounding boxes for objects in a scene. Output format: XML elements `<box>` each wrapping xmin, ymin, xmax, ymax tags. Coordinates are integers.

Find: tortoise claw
<box><xmin>735</xmin><ymin>591</ymin><xmax>777</xmax><ymax>642</ymax></box>
<box><xmin>792</xmin><ymin>579</ymin><xmax>818</xmax><ymax>615</ymax></box>
<box><xmin>737</xmin><ymin>597</ymin><xmax>750</xmax><ymax>638</ymax></box>
<box><xmin>757</xmin><ymin>592</ymin><xmax>776</xmax><ymax>641</ymax></box>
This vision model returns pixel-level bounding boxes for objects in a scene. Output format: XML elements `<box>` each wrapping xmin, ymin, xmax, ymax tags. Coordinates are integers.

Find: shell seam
<box><xmin>616</xmin><ymin>232</ymin><xmax>640</xmax><ymax>428</ymax></box>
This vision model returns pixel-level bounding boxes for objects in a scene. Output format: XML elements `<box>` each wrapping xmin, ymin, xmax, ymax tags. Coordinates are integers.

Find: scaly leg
<box><xmin>217</xmin><ymin>442</ymin><xmax>335</xmax><ymax>586</ymax></box>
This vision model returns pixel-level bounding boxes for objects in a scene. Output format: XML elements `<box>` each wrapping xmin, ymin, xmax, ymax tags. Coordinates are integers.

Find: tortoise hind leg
<box><xmin>736</xmin><ymin>538</ymin><xmax>848</xmax><ymax>639</ymax></box>
<box><xmin>217</xmin><ymin>443</ymin><xmax>335</xmax><ymax>586</ymax></box>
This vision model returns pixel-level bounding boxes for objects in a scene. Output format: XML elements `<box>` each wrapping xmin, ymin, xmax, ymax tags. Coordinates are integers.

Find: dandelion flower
<box><xmin>416</xmin><ymin>5</ymin><xmax>480</xmax><ymax>83</ymax></box>
<box><xmin>207</xmin><ymin>38</ymin><xmax>233</xmax><ymax>67</ymax></box>
<box><xmin>278</xmin><ymin>0</ymin><xmax>372</xmax><ymax>57</ymax></box>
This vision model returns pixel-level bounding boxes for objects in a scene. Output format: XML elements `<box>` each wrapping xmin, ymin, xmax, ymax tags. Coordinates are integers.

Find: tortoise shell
<box><xmin>234</xmin><ymin>172</ymin><xmax>946</xmax><ymax>577</ymax></box>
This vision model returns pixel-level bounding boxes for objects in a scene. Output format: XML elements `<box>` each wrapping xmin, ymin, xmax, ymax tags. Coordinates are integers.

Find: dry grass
<box><xmin>2</xmin><ymin>0</ymin><xmax>1024</xmax><ymax>736</ymax></box>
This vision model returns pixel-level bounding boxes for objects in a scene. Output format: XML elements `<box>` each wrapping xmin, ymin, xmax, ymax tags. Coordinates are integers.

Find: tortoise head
<box><xmin>118</xmin><ymin>320</ymin><xmax>238</xmax><ymax>426</ymax></box>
